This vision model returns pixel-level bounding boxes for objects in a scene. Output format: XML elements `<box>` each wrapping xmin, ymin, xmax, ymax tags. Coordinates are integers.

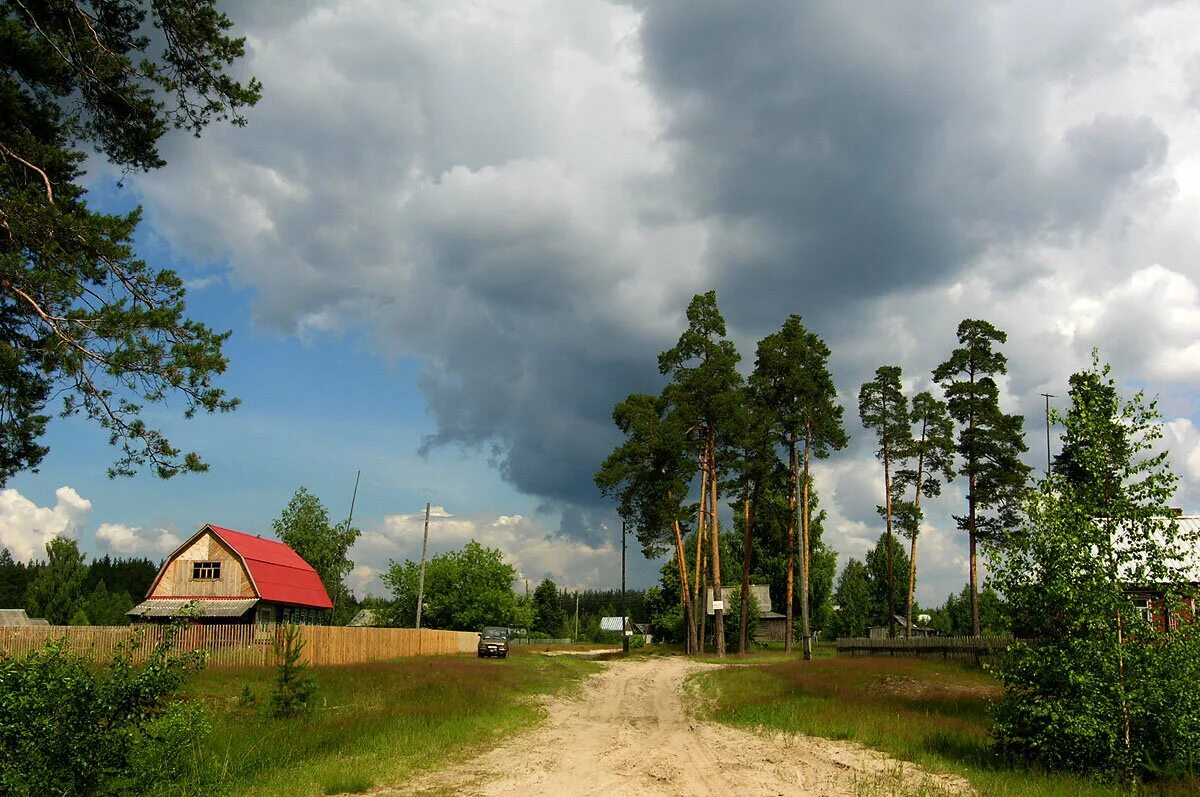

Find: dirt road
<box><xmin>379</xmin><ymin>656</ymin><xmax>969</xmax><ymax>797</ymax></box>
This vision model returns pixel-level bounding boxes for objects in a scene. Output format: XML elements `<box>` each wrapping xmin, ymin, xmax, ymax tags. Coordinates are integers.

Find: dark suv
<box><xmin>477</xmin><ymin>627</ymin><xmax>510</xmax><ymax>658</ymax></box>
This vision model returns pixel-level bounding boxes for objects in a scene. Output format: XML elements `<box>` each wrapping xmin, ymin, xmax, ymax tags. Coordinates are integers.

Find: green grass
<box><xmin>692</xmin><ymin>653</ymin><xmax>1198</xmax><ymax>797</ymax></box>
<box><xmin>186</xmin><ymin>648</ymin><xmax>600</xmax><ymax>796</ymax></box>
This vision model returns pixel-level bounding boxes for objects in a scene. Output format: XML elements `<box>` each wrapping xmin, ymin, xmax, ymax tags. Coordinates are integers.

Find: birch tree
<box><xmin>991</xmin><ymin>353</ymin><xmax>1200</xmax><ymax>776</ymax></box>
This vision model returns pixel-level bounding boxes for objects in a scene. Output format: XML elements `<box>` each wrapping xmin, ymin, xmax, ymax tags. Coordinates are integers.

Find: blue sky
<box><xmin>4</xmin><ymin>0</ymin><xmax>1200</xmax><ymax>606</ymax></box>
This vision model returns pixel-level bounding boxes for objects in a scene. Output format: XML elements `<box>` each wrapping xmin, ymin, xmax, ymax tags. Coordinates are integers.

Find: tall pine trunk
<box><xmin>740</xmin><ymin>496</ymin><xmax>752</xmax><ymax>654</ymax></box>
<box><xmin>906</xmin><ymin>418</ymin><xmax>927</xmax><ymax>640</ymax></box>
<box><xmin>884</xmin><ymin>438</ymin><xmax>896</xmax><ymax>639</ymax></box>
<box><xmin>801</xmin><ymin>425</ymin><xmax>813</xmax><ymax>660</ymax></box>
<box><xmin>785</xmin><ymin>438</ymin><xmax>797</xmax><ymax>654</ymax></box>
<box><xmin>692</xmin><ymin>445</ymin><xmax>708</xmax><ymax>654</ymax></box>
<box><xmin>709</xmin><ymin>430</ymin><xmax>726</xmax><ymax>657</ymax></box>
<box><xmin>968</xmin><ymin>368</ymin><xmax>980</xmax><ymax>637</ymax></box>
<box><xmin>671</xmin><ymin>519</ymin><xmax>697</xmax><ymax>655</ymax></box>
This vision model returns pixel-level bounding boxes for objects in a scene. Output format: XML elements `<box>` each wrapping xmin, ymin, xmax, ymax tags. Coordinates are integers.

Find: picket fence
<box><xmin>836</xmin><ymin>635</ymin><xmax>1011</xmax><ymax>663</ymax></box>
<box><xmin>0</xmin><ymin>624</ymin><xmax>479</xmax><ymax>668</ymax></box>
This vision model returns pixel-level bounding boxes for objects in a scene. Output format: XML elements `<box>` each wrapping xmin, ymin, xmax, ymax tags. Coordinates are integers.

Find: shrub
<box><xmin>269</xmin><ymin>623</ymin><xmax>317</xmax><ymax>718</ymax></box>
<box><xmin>0</xmin><ymin>624</ymin><xmax>209</xmax><ymax>796</ymax></box>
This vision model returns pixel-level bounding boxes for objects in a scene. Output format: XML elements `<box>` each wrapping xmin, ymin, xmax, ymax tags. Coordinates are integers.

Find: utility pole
<box><xmin>415</xmin><ymin>502</ymin><xmax>431</xmax><ymax>630</ymax></box>
<box><xmin>621</xmin><ymin>519</ymin><xmax>629</xmax><ymax>655</ymax></box>
<box><xmin>1040</xmin><ymin>393</ymin><xmax>1055</xmax><ymax>476</ymax></box>
<box><xmin>574</xmin><ymin>591</ymin><xmax>580</xmax><ymax>641</ymax></box>
<box><xmin>338</xmin><ymin>470</ymin><xmax>361</xmax><ymax>623</ymax></box>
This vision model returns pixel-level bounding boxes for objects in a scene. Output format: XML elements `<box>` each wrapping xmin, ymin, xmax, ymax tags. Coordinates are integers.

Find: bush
<box><xmin>0</xmin><ymin>624</ymin><xmax>210</xmax><ymax>796</ymax></box>
<box><xmin>992</xmin><ymin>626</ymin><xmax>1200</xmax><ymax>776</ymax></box>
<box><xmin>270</xmin><ymin>623</ymin><xmax>317</xmax><ymax>718</ymax></box>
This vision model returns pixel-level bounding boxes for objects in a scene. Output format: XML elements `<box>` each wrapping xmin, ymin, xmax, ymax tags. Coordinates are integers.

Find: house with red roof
<box><xmin>128</xmin><ymin>524</ymin><xmax>333</xmax><ymax>628</ymax></box>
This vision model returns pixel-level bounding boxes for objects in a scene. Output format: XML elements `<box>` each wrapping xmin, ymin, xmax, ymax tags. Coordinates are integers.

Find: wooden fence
<box><xmin>836</xmin><ymin>635</ymin><xmax>1011</xmax><ymax>664</ymax></box>
<box><xmin>0</xmin><ymin>624</ymin><xmax>479</xmax><ymax>668</ymax></box>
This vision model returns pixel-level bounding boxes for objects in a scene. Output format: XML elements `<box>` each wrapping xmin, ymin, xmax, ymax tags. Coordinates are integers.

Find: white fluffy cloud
<box><xmin>94</xmin><ymin>523</ymin><xmax>183</xmax><ymax>557</ymax></box>
<box><xmin>0</xmin><ymin>486</ymin><xmax>92</xmax><ymax>562</ymax></box>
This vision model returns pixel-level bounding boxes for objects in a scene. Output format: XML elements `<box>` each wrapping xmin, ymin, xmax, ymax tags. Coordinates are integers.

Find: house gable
<box><xmin>146</xmin><ymin>528</ymin><xmax>257</xmax><ymax>600</ymax></box>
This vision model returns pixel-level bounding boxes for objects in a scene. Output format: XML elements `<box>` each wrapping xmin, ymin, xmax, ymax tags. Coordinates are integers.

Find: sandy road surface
<box><xmin>377</xmin><ymin>656</ymin><xmax>970</xmax><ymax>797</ymax></box>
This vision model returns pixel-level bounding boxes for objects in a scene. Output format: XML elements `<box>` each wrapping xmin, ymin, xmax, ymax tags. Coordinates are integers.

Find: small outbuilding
<box><xmin>0</xmin><ymin>609</ymin><xmax>49</xmax><ymax>627</ymax></box>
<box><xmin>129</xmin><ymin>524</ymin><xmax>333</xmax><ymax>628</ymax></box>
<box><xmin>706</xmin><ymin>585</ymin><xmax>788</xmax><ymax>643</ymax></box>
<box><xmin>868</xmin><ymin>615</ymin><xmax>938</xmax><ymax>639</ymax></box>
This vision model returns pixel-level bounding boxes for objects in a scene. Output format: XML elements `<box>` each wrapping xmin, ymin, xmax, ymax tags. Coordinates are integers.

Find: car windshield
<box><xmin>481</xmin><ymin>627</ymin><xmax>508</xmax><ymax>639</ymax></box>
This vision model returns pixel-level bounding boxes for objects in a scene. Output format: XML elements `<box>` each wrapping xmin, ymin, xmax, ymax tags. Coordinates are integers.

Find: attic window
<box><xmin>192</xmin><ymin>561</ymin><xmax>221</xmax><ymax>580</ymax></box>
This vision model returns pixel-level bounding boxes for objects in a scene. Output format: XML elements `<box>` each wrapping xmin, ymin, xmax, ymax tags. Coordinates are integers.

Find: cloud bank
<box><xmin>102</xmin><ymin>0</ymin><xmax>1200</xmax><ymax>601</ymax></box>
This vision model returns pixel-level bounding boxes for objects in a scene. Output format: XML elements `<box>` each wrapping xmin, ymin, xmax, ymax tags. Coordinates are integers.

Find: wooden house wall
<box><xmin>149</xmin><ymin>532</ymin><xmax>256</xmax><ymax>599</ymax></box>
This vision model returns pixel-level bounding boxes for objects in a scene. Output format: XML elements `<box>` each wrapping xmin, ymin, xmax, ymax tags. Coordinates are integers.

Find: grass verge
<box><xmin>692</xmin><ymin>654</ymin><xmax>1196</xmax><ymax>797</ymax></box>
<box><xmin>187</xmin><ymin>648</ymin><xmax>600</xmax><ymax>796</ymax></box>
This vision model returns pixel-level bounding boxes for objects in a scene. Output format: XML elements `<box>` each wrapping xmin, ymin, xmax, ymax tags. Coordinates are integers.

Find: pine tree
<box><xmin>859</xmin><ymin>366</ymin><xmax>911</xmax><ymax>638</ymax></box>
<box><xmin>1</xmin><ymin>1</ymin><xmax>260</xmax><ymax>481</ymax></box>
<box><xmin>657</xmin><ymin>292</ymin><xmax>743</xmax><ymax>657</ymax></box>
<box><xmin>752</xmin><ymin>316</ymin><xmax>846</xmax><ymax>658</ymax></box>
<box><xmin>933</xmin><ymin>319</ymin><xmax>1030</xmax><ymax>635</ymax></box>
<box><xmin>893</xmin><ymin>391</ymin><xmax>955</xmax><ymax>637</ymax></box>
<box><xmin>596</xmin><ymin>392</ymin><xmax>697</xmax><ymax>653</ymax></box>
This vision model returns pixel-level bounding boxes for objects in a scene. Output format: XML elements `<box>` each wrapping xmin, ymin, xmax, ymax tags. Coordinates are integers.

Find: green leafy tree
<box><xmin>0</xmin><ymin>548</ymin><xmax>36</xmax><ymax>608</ymax></box>
<box><xmin>532</xmin><ymin>578</ymin><xmax>565</xmax><ymax>635</ymax></box>
<box><xmin>25</xmin><ymin>537</ymin><xmax>87</xmax><ymax>624</ymax></box>
<box><xmin>382</xmin><ymin>540</ymin><xmax>516</xmax><ymax>631</ymax></box>
<box><xmin>752</xmin><ymin>315</ymin><xmax>847</xmax><ymax>658</ymax></box>
<box><xmin>865</xmin><ymin>531</ymin><xmax>911</xmax><ymax>630</ymax></box>
<box><xmin>990</xmin><ymin>353</ymin><xmax>1200</xmax><ymax>777</ymax></box>
<box><xmin>80</xmin><ymin>580</ymin><xmax>134</xmax><ymax>626</ymax></box>
<box><xmin>829</xmin><ymin>558</ymin><xmax>872</xmax><ymax>638</ymax></box>
<box><xmin>657</xmin><ymin>291</ymin><xmax>743</xmax><ymax>657</ymax></box>
<box><xmin>273</xmin><ymin>487</ymin><xmax>360</xmax><ymax>625</ymax></box>
<box><xmin>932</xmin><ymin>319</ymin><xmax>1030</xmax><ymax>635</ymax></box>
<box><xmin>893</xmin><ymin>391</ymin><xmax>955</xmax><ymax>637</ymax></box>
<box><xmin>859</xmin><ymin>365</ymin><xmax>911</xmax><ymax>638</ymax></box>
<box><xmin>929</xmin><ymin>582</ymin><xmax>1008</xmax><ymax>636</ymax></box>
<box><xmin>1</xmin><ymin>0</ymin><xmax>260</xmax><ymax>483</ymax></box>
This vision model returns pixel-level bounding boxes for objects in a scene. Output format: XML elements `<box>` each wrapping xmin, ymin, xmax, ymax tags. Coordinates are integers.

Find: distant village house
<box><xmin>128</xmin><ymin>524</ymin><xmax>332</xmax><ymax>629</ymax></box>
<box><xmin>706</xmin><ymin>584</ymin><xmax>788</xmax><ymax>643</ymax></box>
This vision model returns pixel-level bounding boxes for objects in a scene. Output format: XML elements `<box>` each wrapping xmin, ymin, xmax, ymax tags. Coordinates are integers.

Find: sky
<box><xmin>4</xmin><ymin>0</ymin><xmax>1200</xmax><ymax>609</ymax></box>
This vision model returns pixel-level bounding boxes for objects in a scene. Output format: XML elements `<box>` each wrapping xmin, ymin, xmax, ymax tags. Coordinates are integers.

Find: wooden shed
<box><xmin>129</xmin><ymin>524</ymin><xmax>333</xmax><ymax>628</ymax></box>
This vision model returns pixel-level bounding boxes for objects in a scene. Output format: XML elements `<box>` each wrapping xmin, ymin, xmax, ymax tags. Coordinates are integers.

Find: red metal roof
<box><xmin>207</xmin><ymin>525</ymin><xmax>334</xmax><ymax>609</ymax></box>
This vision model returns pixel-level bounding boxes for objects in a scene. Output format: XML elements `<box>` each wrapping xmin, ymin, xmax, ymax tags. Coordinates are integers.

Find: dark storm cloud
<box><xmin>631</xmin><ymin>1</ymin><xmax>1167</xmax><ymax>331</ymax></box>
<box><xmin>133</xmin><ymin>0</ymin><xmax>1198</xmax><ymax>580</ymax></box>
